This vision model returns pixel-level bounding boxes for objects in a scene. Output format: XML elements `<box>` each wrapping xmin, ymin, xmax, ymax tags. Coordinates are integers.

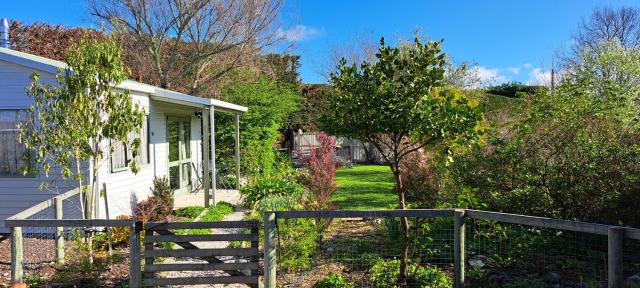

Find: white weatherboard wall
<box><xmin>0</xmin><ymin>60</ymin><xmax>79</xmax><ymax>232</ymax></box>
<box><xmin>95</xmin><ymin>91</ymin><xmax>153</xmax><ymax>218</ymax></box>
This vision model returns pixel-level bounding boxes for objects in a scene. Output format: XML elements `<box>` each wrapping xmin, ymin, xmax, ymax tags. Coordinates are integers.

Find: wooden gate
<box><xmin>143</xmin><ymin>220</ymin><xmax>259</xmax><ymax>287</ymax></box>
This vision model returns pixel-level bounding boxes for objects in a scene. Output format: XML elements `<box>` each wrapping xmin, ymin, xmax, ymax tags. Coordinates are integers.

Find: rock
<box><xmin>326</xmin><ymin>247</ymin><xmax>335</xmax><ymax>253</ymax></box>
<box><xmin>468</xmin><ymin>254</ymin><xmax>488</xmax><ymax>269</ymax></box>
<box><xmin>625</xmin><ymin>273</ymin><xmax>640</xmax><ymax>287</ymax></box>
<box><xmin>543</xmin><ymin>272</ymin><xmax>561</xmax><ymax>284</ymax></box>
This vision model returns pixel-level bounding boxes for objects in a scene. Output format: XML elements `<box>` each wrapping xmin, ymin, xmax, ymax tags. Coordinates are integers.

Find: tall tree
<box><xmin>323</xmin><ymin>38</ymin><xmax>483</xmax><ymax>286</ymax></box>
<box><xmin>89</xmin><ymin>0</ymin><xmax>284</xmax><ymax>96</ymax></box>
<box><xmin>563</xmin><ymin>6</ymin><xmax>640</xmax><ymax>66</ymax></box>
<box><xmin>18</xmin><ymin>35</ymin><xmax>144</xmax><ymax>220</ymax></box>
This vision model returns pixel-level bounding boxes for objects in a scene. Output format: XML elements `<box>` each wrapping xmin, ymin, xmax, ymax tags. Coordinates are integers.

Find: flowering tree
<box><xmin>299</xmin><ymin>132</ymin><xmax>337</xmax><ymax>210</ymax></box>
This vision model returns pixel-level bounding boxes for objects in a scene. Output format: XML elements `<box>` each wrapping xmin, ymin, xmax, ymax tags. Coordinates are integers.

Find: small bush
<box><xmin>298</xmin><ymin>132</ymin><xmax>338</xmax><ymax>210</ymax></box>
<box><xmin>94</xmin><ymin>215</ymin><xmax>131</xmax><ymax>251</ymax></box>
<box><xmin>399</xmin><ymin>150</ymin><xmax>439</xmax><ymax>208</ymax></box>
<box><xmin>25</xmin><ymin>275</ymin><xmax>44</xmax><ymax>288</ymax></box>
<box><xmin>313</xmin><ymin>273</ymin><xmax>355</xmax><ymax>288</ymax></box>
<box><xmin>486</xmin><ymin>82</ymin><xmax>547</xmax><ymax>98</ymax></box>
<box><xmin>277</xmin><ymin>218</ymin><xmax>319</xmax><ymax>270</ymax></box>
<box><xmin>135</xmin><ymin>177</ymin><xmax>174</xmax><ymax>221</ymax></box>
<box><xmin>240</xmin><ymin>176</ymin><xmax>304</xmax><ymax>210</ymax></box>
<box><xmin>369</xmin><ymin>259</ymin><xmax>451</xmax><ymax>288</ymax></box>
<box><xmin>149</xmin><ymin>176</ymin><xmax>174</xmax><ymax>218</ymax></box>
<box><xmin>258</xmin><ymin>192</ymin><xmax>303</xmax><ymax>214</ymax></box>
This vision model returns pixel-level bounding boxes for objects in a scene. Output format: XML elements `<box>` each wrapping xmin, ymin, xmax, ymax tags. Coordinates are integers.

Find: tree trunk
<box><xmin>393</xmin><ymin>168</ymin><xmax>409</xmax><ymax>287</ymax></box>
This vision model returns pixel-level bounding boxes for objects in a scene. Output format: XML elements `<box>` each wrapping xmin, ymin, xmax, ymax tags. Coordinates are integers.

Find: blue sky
<box><xmin>3</xmin><ymin>0</ymin><xmax>639</xmax><ymax>84</ymax></box>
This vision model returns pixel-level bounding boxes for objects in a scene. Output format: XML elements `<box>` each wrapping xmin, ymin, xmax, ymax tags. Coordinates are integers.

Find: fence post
<box><xmin>11</xmin><ymin>226</ymin><xmax>23</xmax><ymax>284</ymax></box>
<box><xmin>264</xmin><ymin>212</ymin><xmax>277</xmax><ymax>288</ymax></box>
<box><xmin>454</xmin><ymin>209</ymin><xmax>465</xmax><ymax>288</ymax></box>
<box><xmin>129</xmin><ymin>221</ymin><xmax>142</xmax><ymax>288</ymax></box>
<box><xmin>54</xmin><ymin>196</ymin><xmax>65</xmax><ymax>264</ymax></box>
<box><xmin>608</xmin><ymin>227</ymin><xmax>624</xmax><ymax>288</ymax></box>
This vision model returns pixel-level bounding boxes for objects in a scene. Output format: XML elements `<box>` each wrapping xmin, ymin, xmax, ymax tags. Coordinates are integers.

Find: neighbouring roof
<box><xmin>0</xmin><ymin>47</ymin><xmax>247</xmax><ymax>113</ymax></box>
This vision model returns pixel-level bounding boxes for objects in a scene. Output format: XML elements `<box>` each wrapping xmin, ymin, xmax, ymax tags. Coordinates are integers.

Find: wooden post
<box><xmin>11</xmin><ymin>226</ymin><xmax>23</xmax><ymax>284</ymax></box>
<box><xmin>202</xmin><ymin>107</ymin><xmax>211</xmax><ymax>208</ymax></box>
<box><xmin>264</xmin><ymin>212</ymin><xmax>277</xmax><ymax>288</ymax></box>
<box><xmin>144</xmin><ymin>230</ymin><xmax>154</xmax><ymax>281</ymax></box>
<box><xmin>234</xmin><ymin>113</ymin><xmax>241</xmax><ymax>190</ymax></box>
<box><xmin>129</xmin><ymin>221</ymin><xmax>142</xmax><ymax>288</ymax></box>
<box><xmin>608</xmin><ymin>227</ymin><xmax>624</xmax><ymax>288</ymax></box>
<box><xmin>454</xmin><ymin>209</ymin><xmax>465</xmax><ymax>288</ymax></box>
<box><xmin>250</xmin><ymin>226</ymin><xmax>259</xmax><ymax>288</ymax></box>
<box><xmin>210</xmin><ymin>106</ymin><xmax>217</xmax><ymax>205</ymax></box>
<box><xmin>54</xmin><ymin>196</ymin><xmax>65</xmax><ymax>264</ymax></box>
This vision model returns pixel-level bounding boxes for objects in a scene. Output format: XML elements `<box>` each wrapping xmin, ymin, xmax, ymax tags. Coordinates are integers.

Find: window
<box><xmin>0</xmin><ymin>110</ymin><xmax>32</xmax><ymax>177</ymax></box>
<box><xmin>111</xmin><ymin>115</ymin><xmax>149</xmax><ymax>172</ymax></box>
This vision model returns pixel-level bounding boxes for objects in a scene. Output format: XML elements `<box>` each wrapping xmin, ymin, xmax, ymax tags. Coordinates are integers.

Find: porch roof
<box><xmin>0</xmin><ymin>47</ymin><xmax>248</xmax><ymax>113</ymax></box>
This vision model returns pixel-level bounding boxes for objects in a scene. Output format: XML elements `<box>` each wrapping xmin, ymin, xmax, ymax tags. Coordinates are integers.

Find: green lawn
<box><xmin>332</xmin><ymin>164</ymin><xmax>397</xmax><ymax>210</ymax></box>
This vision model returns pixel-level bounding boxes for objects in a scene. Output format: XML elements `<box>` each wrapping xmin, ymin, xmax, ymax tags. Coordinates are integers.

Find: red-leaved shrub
<box><xmin>299</xmin><ymin>132</ymin><xmax>338</xmax><ymax>210</ymax></box>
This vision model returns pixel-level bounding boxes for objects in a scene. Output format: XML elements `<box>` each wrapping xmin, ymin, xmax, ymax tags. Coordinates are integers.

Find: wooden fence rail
<box><xmin>266</xmin><ymin>208</ymin><xmax>640</xmax><ymax>288</ymax></box>
<box><xmin>143</xmin><ymin>220</ymin><xmax>259</xmax><ymax>287</ymax></box>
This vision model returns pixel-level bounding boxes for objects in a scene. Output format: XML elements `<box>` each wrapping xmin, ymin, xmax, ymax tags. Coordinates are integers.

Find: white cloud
<box><xmin>527</xmin><ymin>68</ymin><xmax>551</xmax><ymax>86</ymax></box>
<box><xmin>523</xmin><ymin>63</ymin><xmax>532</xmax><ymax>69</ymax></box>
<box><xmin>469</xmin><ymin>66</ymin><xmax>508</xmax><ymax>87</ymax></box>
<box><xmin>506</xmin><ymin>67</ymin><xmax>520</xmax><ymax>75</ymax></box>
<box><xmin>276</xmin><ymin>25</ymin><xmax>322</xmax><ymax>42</ymax></box>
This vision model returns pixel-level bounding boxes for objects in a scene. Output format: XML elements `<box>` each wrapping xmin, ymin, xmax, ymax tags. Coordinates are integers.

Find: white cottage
<box><xmin>0</xmin><ymin>47</ymin><xmax>246</xmax><ymax>233</ymax></box>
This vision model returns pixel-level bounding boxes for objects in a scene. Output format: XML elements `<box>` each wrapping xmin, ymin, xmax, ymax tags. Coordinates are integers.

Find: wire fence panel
<box><xmin>464</xmin><ymin>218</ymin><xmax>610</xmax><ymax>287</ymax></box>
<box><xmin>275</xmin><ymin>216</ymin><xmax>455</xmax><ymax>288</ymax></box>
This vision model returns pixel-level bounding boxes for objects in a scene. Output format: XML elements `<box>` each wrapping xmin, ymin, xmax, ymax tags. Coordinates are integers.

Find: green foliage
<box><xmin>276</xmin><ymin>218</ymin><xmax>319</xmax><ymax>270</ymax></box>
<box><xmin>324</xmin><ymin>38</ymin><xmax>482</xmax><ymax>146</ymax></box>
<box><xmin>369</xmin><ymin>259</ymin><xmax>452</xmax><ymax>288</ymax></box>
<box><xmin>313</xmin><ymin>273</ymin><xmax>355</xmax><ymax>288</ymax></box>
<box><xmin>216</xmin><ymin>78</ymin><xmax>301</xmax><ymax>176</ymax></box>
<box><xmin>199</xmin><ymin>201</ymin><xmax>234</xmax><ymax>221</ymax></box>
<box><xmin>25</xmin><ymin>274</ymin><xmax>44</xmax><ymax>288</ymax></box>
<box><xmin>240</xmin><ymin>175</ymin><xmax>304</xmax><ymax>211</ymax></box>
<box><xmin>486</xmin><ymin>82</ymin><xmax>547</xmax><ymax>98</ymax></box>
<box><xmin>18</xmin><ymin>34</ymin><xmax>144</xmax><ymax>218</ymax></box>
<box><xmin>447</xmin><ymin>81</ymin><xmax>640</xmax><ymax>225</ymax></box>
<box><xmin>173</xmin><ymin>206</ymin><xmax>205</xmax><ymax>219</ymax></box>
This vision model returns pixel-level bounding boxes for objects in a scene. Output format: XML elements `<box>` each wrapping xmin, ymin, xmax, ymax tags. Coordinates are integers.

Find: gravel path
<box><xmin>157</xmin><ymin>202</ymin><xmax>255</xmax><ymax>288</ymax></box>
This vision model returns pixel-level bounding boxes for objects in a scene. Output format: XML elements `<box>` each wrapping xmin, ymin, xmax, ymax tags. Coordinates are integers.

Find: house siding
<box><xmin>0</xmin><ymin>58</ymin><xmax>207</xmax><ymax>233</ymax></box>
<box><xmin>0</xmin><ymin>60</ymin><xmax>78</xmax><ymax>232</ymax></box>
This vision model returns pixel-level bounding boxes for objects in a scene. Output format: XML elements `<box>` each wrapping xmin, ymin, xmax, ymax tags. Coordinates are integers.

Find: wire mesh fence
<box><xmin>267</xmin><ymin>210</ymin><xmax>640</xmax><ymax>288</ymax></box>
<box><xmin>464</xmin><ymin>218</ymin><xmax>610</xmax><ymax>287</ymax></box>
<box><xmin>274</xmin><ymin>215</ymin><xmax>456</xmax><ymax>288</ymax></box>
<box><xmin>3</xmin><ymin>190</ymin><xmax>136</xmax><ymax>287</ymax></box>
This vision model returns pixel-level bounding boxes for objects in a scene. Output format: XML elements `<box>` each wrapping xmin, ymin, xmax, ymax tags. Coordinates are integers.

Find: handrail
<box><xmin>5</xmin><ymin>219</ymin><xmax>132</xmax><ymax>227</ymax></box>
<box><xmin>7</xmin><ymin>188</ymin><xmax>81</xmax><ymax>220</ymax></box>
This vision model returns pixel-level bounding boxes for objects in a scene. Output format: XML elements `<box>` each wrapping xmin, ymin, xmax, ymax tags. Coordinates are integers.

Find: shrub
<box><xmin>258</xmin><ymin>192</ymin><xmax>303</xmax><ymax>214</ymax></box>
<box><xmin>135</xmin><ymin>177</ymin><xmax>174</xmax><ymax>221</ymax></box>
<box><xmin>240</xmin><ymin>176</ymin><xmax>304</xmax><ymax>211</ymax></box>
<box><xmin>94</xmin><ymin>215</ymin><xmax>131</xmax><ymax>251</ymax></box>
<box><xmin>149</xmin><ymin>176</ymin><xmax>174</xmax><ymax>218</ymax></box>
<box><xmin>485</xmin><ymin>82</ymin><xmax>547</xmax><ymax>98</ymax></box>
<box><xmin>298</xmin><ymin>132</ymin><xmax>337</xmax><ymax>210</ymax></box>
<box><xmin>399</xmin><ymin>150</ymin><xmax>439</xmax><ymax>208</ymax></box>
<box><xmin>313</xmin><ymin>273</ymin><xmax>355</xmax><ymax>288</ymax></box>
<box><xmin>369</xmin><ymin>259</ymin><xmax>451</xmax><ymax>288</ymax></box>
<box><xmin>277</xmin><ymin>218</ymin><xmax>319</xmax><ymax>270</ymax></box>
